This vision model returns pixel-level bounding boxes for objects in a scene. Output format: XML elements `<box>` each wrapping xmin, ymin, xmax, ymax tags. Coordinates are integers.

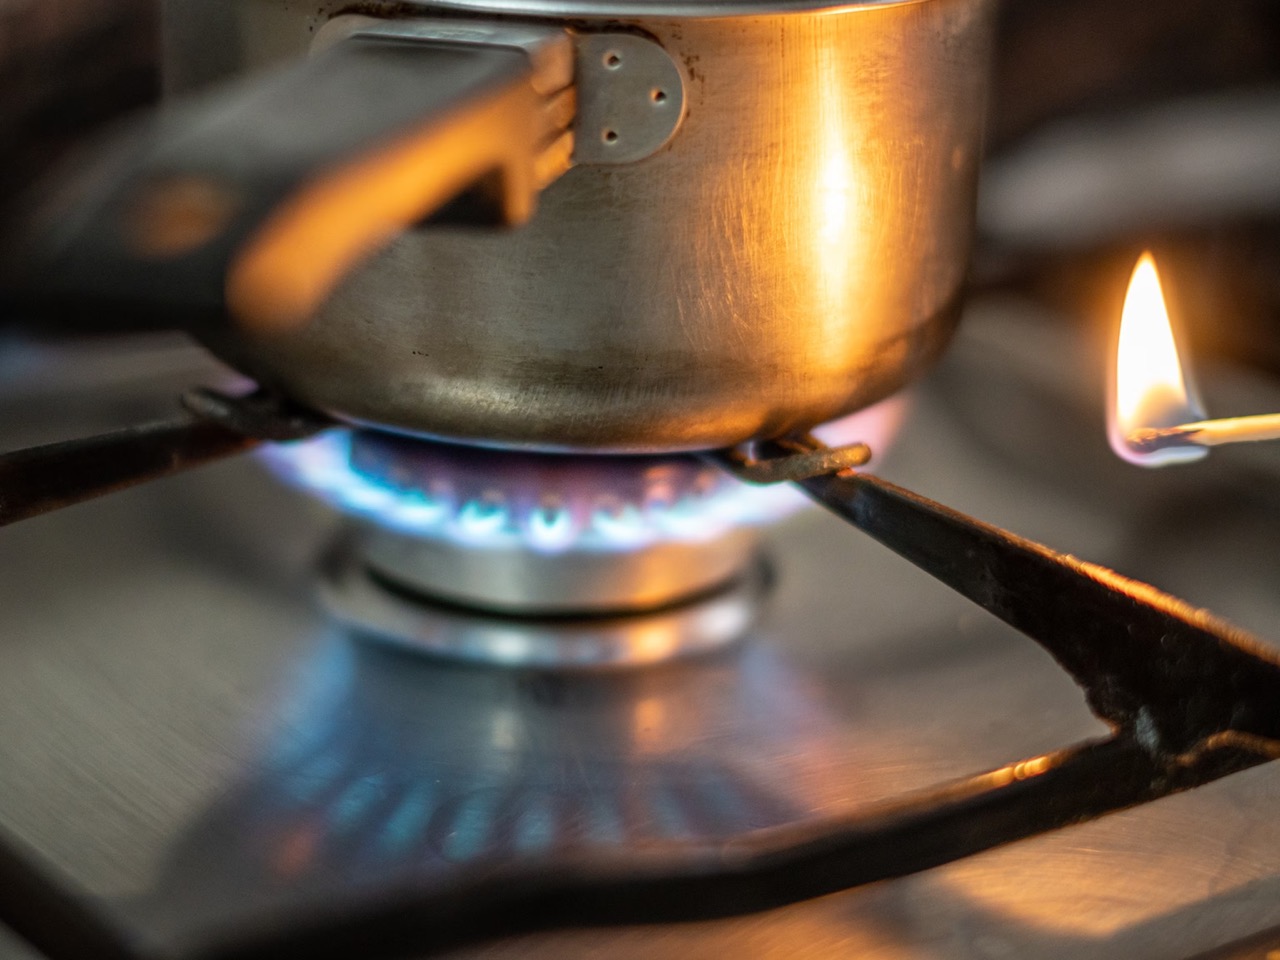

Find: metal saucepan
<box><xmin>4</xmin><ymin>0</ymin><xmax>995</xmax><ymax>452</ymax></box>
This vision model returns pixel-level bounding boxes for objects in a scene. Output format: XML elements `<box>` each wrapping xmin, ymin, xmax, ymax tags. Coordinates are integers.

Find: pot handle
<box><xmin>1</xmin><ymin>23</ymin><xmax>575</xmax><ymax>332</ymax></box>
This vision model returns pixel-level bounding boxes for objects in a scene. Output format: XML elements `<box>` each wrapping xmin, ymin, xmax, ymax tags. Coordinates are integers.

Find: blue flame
<box><xmin>258</xmin><ymin>431</ymin><xmax>808</xmax><ymax>554</ymax></box>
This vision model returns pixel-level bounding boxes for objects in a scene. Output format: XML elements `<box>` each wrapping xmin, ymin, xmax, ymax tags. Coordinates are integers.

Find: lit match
<box><xmin>1109</xmin><ymin>252</ymin><xmax>1280</xmax><ymax>465</ymax></box>
<box><xmin>1108</xmin><ymin>252</ymin><xmax>1207</xmax><ymax>467</ymax></box>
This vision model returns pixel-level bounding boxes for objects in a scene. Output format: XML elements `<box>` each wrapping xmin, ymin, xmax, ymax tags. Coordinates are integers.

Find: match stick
<box><xmin>1127</xmin><ymin>413</ymin><xmax>1280</xmax><ymax>453</ymax></box>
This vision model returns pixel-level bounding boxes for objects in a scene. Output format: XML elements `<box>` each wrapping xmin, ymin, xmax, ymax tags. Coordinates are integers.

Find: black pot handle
<box><xmin>1</xmin><ymin>20</ymin><xmax>574</xmax><ymax>333</ymax></box>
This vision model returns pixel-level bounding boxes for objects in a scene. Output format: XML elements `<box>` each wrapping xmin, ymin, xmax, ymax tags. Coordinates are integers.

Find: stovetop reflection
<box><xmin>136</xmin><ymin>639</ymin><xmax>839</xmax><ymax>921</ymax></box>
<box><xmin>1</xmin><ymin>303</ymin><xmax>1280</xmax><ymax>959</ymax></box>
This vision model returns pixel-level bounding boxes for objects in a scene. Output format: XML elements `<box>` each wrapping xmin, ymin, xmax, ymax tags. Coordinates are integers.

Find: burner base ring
<box><xmin>318</xmin><ymin>544</ymin><xmax>770</xmax><ymax>669</ymax></box>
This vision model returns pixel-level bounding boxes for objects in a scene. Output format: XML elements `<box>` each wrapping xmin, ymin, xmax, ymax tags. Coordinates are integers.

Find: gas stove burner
<box><xmin>259</xmin><ymin>403</ymin><xmax>905</xmax><ymax>663</ymax></box>
<box><xmin>261</xmin><ymin>430</ymin><xmax>796</xmax><ymax>664</ymax></box>
<box><xmin>348</xmin><ymin>431</ymin><xmax>774</xmax><ymax>616</ymax></box>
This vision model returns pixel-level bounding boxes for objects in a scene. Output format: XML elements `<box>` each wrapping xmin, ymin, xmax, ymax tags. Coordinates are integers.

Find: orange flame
<box><xmin>1108</xmin><ymin>253</ymin><xmax>1206</xmax><ymax>466</ymax></box>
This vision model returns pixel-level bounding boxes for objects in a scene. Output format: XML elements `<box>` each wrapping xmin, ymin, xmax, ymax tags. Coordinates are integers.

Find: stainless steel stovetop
<box><xmin>2</xmin><ymin>301</ymin><xmax>1279</xmax><ymax>959</ymax></box>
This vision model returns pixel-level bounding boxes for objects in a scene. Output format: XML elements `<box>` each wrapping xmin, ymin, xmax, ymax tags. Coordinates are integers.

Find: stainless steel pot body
<box><xmin>167</xmin><ymin>0</ymin><xmax>996</xmax><ymax>452</ymax></box>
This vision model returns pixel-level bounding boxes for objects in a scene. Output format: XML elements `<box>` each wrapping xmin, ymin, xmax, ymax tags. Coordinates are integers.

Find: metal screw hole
<box><xmin>603</xmin><ymin>129</ymin><xmax>619</xmax><ymax>144</ymax></box>
<box><xmin>651</xmin><ymin>89</ymin><xmax>667</xmax><ymax>104</ymax></box>
<box><xmin>604</xmin><ymin>51</ymin><xmax>622</xmax><ymax>68</ymax></box>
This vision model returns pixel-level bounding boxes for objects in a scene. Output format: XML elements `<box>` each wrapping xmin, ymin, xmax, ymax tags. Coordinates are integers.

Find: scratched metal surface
<box><xmin>1</xmin><ymin>304</ymin><xmax>1279</xmax><ymax>959</ymax></box>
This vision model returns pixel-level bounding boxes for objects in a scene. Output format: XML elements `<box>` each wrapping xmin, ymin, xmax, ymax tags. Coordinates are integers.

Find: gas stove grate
<box><xmin>1</xmin><ymin>395</ymin><xmax>1279</xmax><ymax>960</ymax></box>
